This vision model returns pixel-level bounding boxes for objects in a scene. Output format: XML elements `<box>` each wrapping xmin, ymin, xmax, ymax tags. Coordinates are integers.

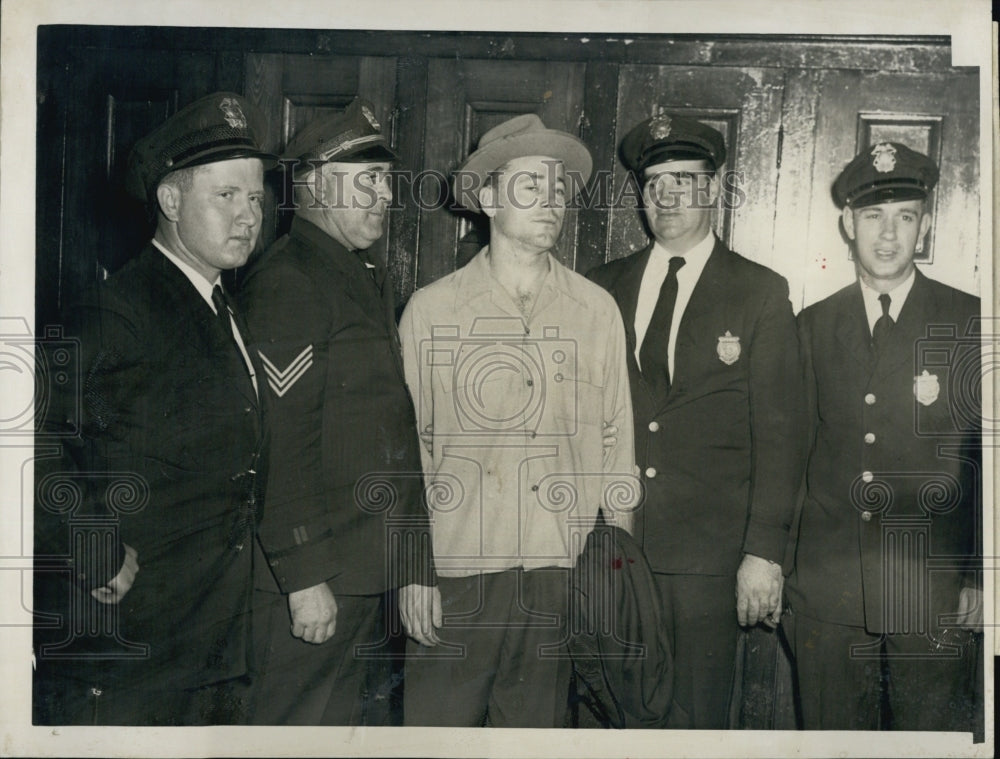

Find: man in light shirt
<box><xmin>399</xmin><ymin>114</ymin><xmax>637</xmax><ymax>727</ymax></box>
<box><xmin>33</xmin><ymin>93</ymin><xmax>272</xmax><ymax>724</ymax></box>
<box><xmin>588</xmin><ymin>114</ymin><xmax>805</xmax><ymax>728</ymax></box>
<box><xmin>787</xmin><ymin>142</ymin><xmax>982</xmax><ymax>730</ymax></box>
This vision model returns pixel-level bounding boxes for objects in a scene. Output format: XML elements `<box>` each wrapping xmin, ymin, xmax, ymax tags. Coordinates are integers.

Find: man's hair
<box><xmin>159</xmin><ymin>164</ymin><xmax>205</xmax><ymax>194</ymax></box>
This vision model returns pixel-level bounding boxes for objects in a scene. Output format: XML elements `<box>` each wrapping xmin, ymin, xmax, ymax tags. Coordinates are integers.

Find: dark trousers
<box><xmin>249</xmin><ymin>586</ymin><xmax>382</xmax><ymax>725</ymax></box>
<box><xmin>788</xmin><ymin>610</ymin><xmax>977</xmax><ymax>731</ymax></box>
<box><xmin>403</xmin><ymin>567</ymin><xmax>572</xmax><ymax>727</ymax></box>
<box><xmin>652</xmin><ymin>572</ymin><xmax>738</xmax><ymax>729</ymax></box>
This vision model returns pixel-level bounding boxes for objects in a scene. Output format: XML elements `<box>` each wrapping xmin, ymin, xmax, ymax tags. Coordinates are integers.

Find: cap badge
<box><xmin>650</xmin><ymin>114</ymin><xmax>672</xmax><ymax>141</ymax></box>
<box><xmin>717</xmin><ymin>330</ymin><xmax>741</xmax><ymax>365</ymax></box>
<box><xmin>361</xmin><ymin>104</ymin><xmax>381</xmax><ymax>131</ymax></box>
<box><xmin>871</xmin><ymin>143</ymin><xmax>897</xmax><ymax>173</ymax></box>
<box><xmin>219</xmin><ymin>97</ymin><xmax>248</xmax><ymax>129</ymax></box>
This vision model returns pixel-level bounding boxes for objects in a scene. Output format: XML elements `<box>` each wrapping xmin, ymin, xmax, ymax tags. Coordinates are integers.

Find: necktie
<box><xmin>871</xmin><ymin>293</ymin><xmax>893</xmax><ymax>354</ymax></box>
<box><xmin>212</xmin><ymin>284</ymin><xmax>237</xmax><ymax>343</ymax></box>
<box><xmin>639</xmin><ymin>255</ymin><xmax>686</xmax><ymax>400</ymax></box>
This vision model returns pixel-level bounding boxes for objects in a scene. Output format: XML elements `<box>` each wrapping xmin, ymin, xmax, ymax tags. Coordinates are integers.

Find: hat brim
<box><xmin>145</xmin><ymin>145</ymin><xmax>278</xmax><ymax>200</ymax></box>
<box><xmin>286</xmin><ymin>140</ymin><xmax>399</xmax><ymax>178</ymax></box>
<box><xmin>844</xmin><ymin>180</ymin><xmax>930</xmax><ymax>208</ymax></box>
<box><xmin>454</xmin><ymin>130</ymin><xmax>593</xmax><ymax>211</ymax></box>
<box><xmin>172</xmin><ymin>145</ymin><xmax>279</xmax><ymax>174</ymax></box>
<box><xmin>635</xmin><ymin>143</ymin><xmax>720</xmax><ymax>173</ymax></box>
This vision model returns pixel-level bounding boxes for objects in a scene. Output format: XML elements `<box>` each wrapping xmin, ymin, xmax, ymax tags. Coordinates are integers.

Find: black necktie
<box><xmin>212</xmin><ymin>284</ymin><xmax>237</xmax><ymax>343</ymax></box>
<box><xmin>871</xmin><ymin>293</ymin><xmax>893</xmax><ymax>354</ymax></box>
<box><xmin>639</xmin><ymin>255</ymin><xmax>686</xmax><ymax>400</ymax></box>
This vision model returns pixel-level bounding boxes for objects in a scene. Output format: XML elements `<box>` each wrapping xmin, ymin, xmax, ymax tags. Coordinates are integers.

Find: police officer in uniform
<box><xmin>33</xmin><ymin>92</ymin><xmax>272</xmax><ymax>724</ymax></box>
<box><xmin>240</xmin><ymin>98</ymin><xmax>435</xmax><ymax>725</ymax></box>
<box><xmin>588</xmin><ymin>114</ymin><xmax>805</xmax><ymax>728</ymax></box>
<box><xmin>787</xmin><ymin>143</ymin><xmax>982</xmax><ymax>730</ymax></box>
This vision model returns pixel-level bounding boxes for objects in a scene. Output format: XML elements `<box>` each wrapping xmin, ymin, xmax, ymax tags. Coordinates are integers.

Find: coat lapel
<box><xmin>151</xmin><ymin>249</ymin><xmax>260</xmax><ymax>409</ymax></box>
<box><xmin>664</xmin><ymin>240</ymin><xmax>728</xmax><ymax>413</ymax></box>
<box><xmin>873</xmin><ymin>270</ymin><xmax>934</xmax><ymax>377</ymax></box>
<box><xmin>834</xmin><ymin>282</ymin><xmax>873</xmax><ymax>370</ymax></box>
<box><xmin>610</xmin><ymin>245</ymin><xmax>651</xmax><ymax>356</ymax></box>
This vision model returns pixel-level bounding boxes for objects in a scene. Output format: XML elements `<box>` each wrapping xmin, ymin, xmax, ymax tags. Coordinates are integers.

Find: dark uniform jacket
<box><xmin>34</xmin><ymin>245</ymin><xmax>264</xmax><ymax>715</ymax></box>
<box><xmin>569</xmin><ymin>522</ymin><xmax>675</xmax><ymax>728</ymax></box>
<box><xmin>588</xmin><ymin>238</ymin><xmax>806</xmax><ymax>575</ymax></box>
<box><xmin>240</xmin><ymin>216</ymin><xmax>433</xmax><ymax>597</ymax></box>
<box><xmin>788</xmin><ymin>271</ymin><xmax>981</xmax><ymax>632</ymax></box>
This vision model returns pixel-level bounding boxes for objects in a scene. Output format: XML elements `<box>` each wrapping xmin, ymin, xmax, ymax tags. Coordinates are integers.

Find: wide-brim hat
<box><xmin>833</xmin><ymin>142</ymin><xmax>939</xmax><ymax>208</ymax></box>
<box><xmin>620</xmin><ymin>113</ymin><xmax>726</xmax><ymax>175</ymax></box>
<box><xmin>282</xmin><ymin>97</ymin><xmax>398</xmax><ymax>177</ymax></box>
<box><xmin>126</xmin><ymin>92</ymin><xmax>278</xmax><ymax>203</ymax></box>
<box><xmin>453</xmin><ymin>114</ymin><xmax>593</xmax><ymax>211</ymax></box>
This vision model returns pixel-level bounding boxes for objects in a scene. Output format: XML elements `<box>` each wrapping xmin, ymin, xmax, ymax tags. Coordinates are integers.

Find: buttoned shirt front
<box><xmin>633</xmin><ymin>230</ymin><xmax>715</xmax><ymax>375</ymax></box>
<box><xmin>400</xmin><ymin>248</ymin><xmax>637</xmax><ymax>576</ymax></box>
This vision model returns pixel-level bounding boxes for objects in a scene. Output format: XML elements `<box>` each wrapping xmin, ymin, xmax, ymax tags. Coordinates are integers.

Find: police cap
<box><xmin>283</xmin><ymin>97</ymin><xmax>398</xmax><ymax>176</ymax></box>
<box><xmin>833</xmin><ymin>142</ymin><xmax>939</xmax><ymax>208</ymax></box>
<box><xmin>126</xmin><ymin>92</ymin><xmax>276</xmax><ymax>203</ymax></box>
<box><xmin>620</xmin><ymin>113</ymin><xmax>726</xmax><ymax>175</ymax></box>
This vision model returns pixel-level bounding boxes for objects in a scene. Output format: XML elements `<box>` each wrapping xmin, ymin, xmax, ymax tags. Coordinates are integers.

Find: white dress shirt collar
<box><xmin>859</xmin><ymin>268</ymin><xmax>915</xmax><ymax>334</ymax></box>
<box><xmin>634</xmin><ymin>230</ymin><xmax>717</xmax><ymax>375</ymax></box>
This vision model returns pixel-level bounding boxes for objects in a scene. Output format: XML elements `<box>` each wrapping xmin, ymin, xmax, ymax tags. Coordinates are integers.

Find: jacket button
<box><xmin>861</xmin><ymin>510</ymin><xmax>872</xmax><ymax>522</ymax></box>
<box><xmin>648</xmin><ymin>421</ymin><xmax>660</xmax><ymax>432</ymax></box>
<box><xmin>864</xmin><ymin>432</ymin><xmax>875</xmax><ymax>444</ymax></box>
<box><xmin>861</xmin><ymin>471</ymin><xmax>874</xmax><ymax>483</ymax></box>
<box><xmin>645</xmin><ymin>467</ymin><xmax>657</xmax><ymax>479</ymax></box>
<box><xmin>865</xmin><ymin>393</ymin><xmax>876</xmax><ymax>405</ymax></box>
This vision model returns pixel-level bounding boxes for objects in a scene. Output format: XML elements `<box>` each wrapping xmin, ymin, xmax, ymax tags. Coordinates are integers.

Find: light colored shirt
<box><xmin>152</xmin><ymin>238</ymin><xmax>258</xmax><ymax>394</ymax></box>
<box><xmin>634</xmin><ymin>230</ymin><xmax>715</xmax><ymax>376</ymax></box>
<box><xmin>399</xmin><ymin>247</ymin><xmax>637</xmax><ymax>577</ymax></box>
<box><xmin>859</xmin><ymin>269</ymin><xmax>915</xmax><ymax>334</ymax></box>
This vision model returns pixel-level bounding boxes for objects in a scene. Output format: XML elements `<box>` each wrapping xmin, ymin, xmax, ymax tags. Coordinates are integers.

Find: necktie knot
<box><xmin>871</xmin><ymin>292</ymin><xmax>894</xmax><ymax>355</ymax></box>
<box><xmin>878</xmin><ymin>292</ymin><xmax>891</xmax><ymax>318</ymax></box>
<box><xmin>667</xmin><ymin>256</ymin><xmax>686</xmax><ymax>278</ymax></box>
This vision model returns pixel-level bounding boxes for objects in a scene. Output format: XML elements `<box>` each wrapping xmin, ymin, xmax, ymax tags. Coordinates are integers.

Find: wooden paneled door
<box><xmin>417</xmin><ymin>59</ymin><xmax>586</xmax><ymax>288</ymax></box>
<box><xmin>607</xmin><ymin>65</ymin><xmax>786</xmax><ymax>274</ymax></box>
<box><xmin>776</xmin><ymin>68</ymin><xmax>980</xmax><ymax>308</ymax></box>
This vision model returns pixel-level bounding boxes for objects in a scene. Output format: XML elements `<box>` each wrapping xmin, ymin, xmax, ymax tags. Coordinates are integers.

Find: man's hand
<box><xmin>90</xmin><ymin>543</ymin><xmax>138</xmax><ymax>604</ymax></box>
<box><xmin>288</xmin><ymin>582</ymin><xmax>338</xmax><ymax>644</ymax></box>
<box><xmin>399</xmin><ymin>583</ymin><xmax>442</xmax><ymax>647</ymax></box>
<box><xmin>602</xmin><ymin>422</ymin><xmax>618</xmax><ymax>450</ymax></box>
<box><xmin>420</xmin><ymin>424</ymin><xmax>433</xmax><ymax>454</ymax></box>
<box><xmin>736</xmin><ymin>553</ymin><xmax>783</xmax><ymax>628</ymax></box>
<box><xmin>955</xmin><ymin>586</ymin><xmax>983</xmax><ymax>631</ymax></box>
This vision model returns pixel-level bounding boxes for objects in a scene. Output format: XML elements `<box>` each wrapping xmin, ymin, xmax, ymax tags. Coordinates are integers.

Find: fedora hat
<box><xmin>454</xmin><ymin>114</ymin><xmax>593</xmax><ymax>211</ymax></box>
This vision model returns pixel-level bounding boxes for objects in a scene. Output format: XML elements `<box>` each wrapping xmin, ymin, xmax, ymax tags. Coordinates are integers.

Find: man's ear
<box><xmin>156</xmin><ymin>183</ymin><xmax>181</xmax><ymax>223</ymax></box>
<box><xmin>479</xmin><ymin>183</ymin><xmax>498</xmax><ymax>219</ymax></box>
<box><xmin>917</xmin><ymin>212</ymin><xmax>932</xmax><ymax>248</ymax></box>
<box><xmin>842</xmin><ymin>206</ymin><xmax>856</xmax><ymax>241</ymax></box>
<box><xmin>706</xmin><ymin>170</ymin><xmax>721</xmax><ymax>205</ymax></box>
